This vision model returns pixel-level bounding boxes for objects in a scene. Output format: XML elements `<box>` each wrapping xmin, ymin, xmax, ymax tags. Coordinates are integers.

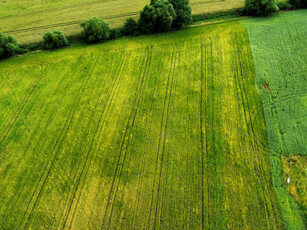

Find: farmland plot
<box><xmin>243</xmin><ymin>10</ymin><xmax>307</xmax><ymax>230</ymax></box>
<box><xmin>0</xmin><ymin>22</ymin><xmax>283</xmax><ymax>229</ymax></box>
<box><xmin>0</xmin><ymin>0</ymin><xmax>245</xmax><ymax>44</ymax></box>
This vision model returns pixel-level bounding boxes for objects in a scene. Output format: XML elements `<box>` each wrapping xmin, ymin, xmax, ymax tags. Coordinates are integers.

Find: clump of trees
<box><xmin>81</xmin><ymin>17</ymin><xmax>110</xmax><ymax>43</ymax></box>
<box><xmin>169</xmin><ymin>0</ymin><xmax>192</xmax><ymax>28</ymax></box>
<box><xmin>42</xmin><ymin>30</ymin><xmax>69</xmax><ymax>50</ymax></box>
<box><xmin>244</xmin><ymin>0</ymin><xmax>279</xmax><ymax>16</ymax></box>
<box><xmin>0</xmin><ymin>32</ymin><xmax>20</xmax><ymax>59</ymax></box>
<box><xmin>139</xmin><ymin>0</ymin><xmax>177</xmax><ymax>33</ymax></box>
<box><xmin>289</xmin><ymin>0</ymin><xmax>307</xmax><ymax>8</ymax></box>
<box><xmin>122</xmin><ymin>17</ymin><xmax>139</xmax><ymax>36</ymax></box>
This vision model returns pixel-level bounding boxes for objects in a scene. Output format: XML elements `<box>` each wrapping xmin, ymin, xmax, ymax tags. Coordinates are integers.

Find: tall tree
<box><xmin>244</xmin><ymin>0</ymin><xmax>279</xmax><ymax>16</ymax></box>
<box><xmin>0</xmin><ymin>32</ymin><xmax>20</xmax><ymax>59</ymax></box>
<box><xmin>139</xmin><ymin>0</ymin><xmax>176</xmax><ymax>33</ymax></box>
<box><xmin>169</xmin><ymin>0</ymin><xmax>192</xmax><ymax>28</ymax></box>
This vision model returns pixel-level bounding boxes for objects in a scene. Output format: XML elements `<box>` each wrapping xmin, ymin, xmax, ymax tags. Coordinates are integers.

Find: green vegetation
<box><xmin>122</xmin><ymin>17</ymin><xmax>140</xmax><ymax>36</ymax></box>
<box><xmin>244</xmin><ymin>0</ymin><xmax>279</xmax><ymax>16</ymax></box>
<box><xmin>0</xmin><ymin>21</ymin><xmax>283</xmax><ymax>229</ymax></box>
<box><xmin>0</xmin><ymin>32</ymin><xmax>20</xmax><ymax>59</ymax></box>
<box><xmin>81</xmin><ymin>17</ymin><xmax>110</xmax><ymax>43</ymax></box>
<box><xmin>283</xmin><ymin>156</ymin><xmax>307</xmax><ymax>218</ymax></box>
<box><xmin>42</xmin><ymin>30</ymin><xmax>69</xmax><ymax>50</ymax></box>
<box><xmin>243</xmin><ymin>10</ymin><xmax>307</xmax><ymax>229</ymax></box>
<box><xmin>169</xmin><ymin>0</ymin><xmax>193</xmax><ymax>28</ymax></box>
<box><xmin>139</xmin><ymin>0</ymin><xmax>176</xmax><ymax>33</ymax></box>
<box><xmin>289</xmin><ymin>0</ymin><xmax>307</xmax><ymax>8</ymax></box>
<box><xmin>0</xmin><ymin>0</ymin><xmax>246</xmax><ymax>44</ymax></box>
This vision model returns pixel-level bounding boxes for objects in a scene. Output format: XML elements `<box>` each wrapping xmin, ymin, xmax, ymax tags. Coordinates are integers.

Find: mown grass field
<box><xmin>243</xmin><ymin>10</ymin><xmax>307</xmax><ymax>229</ymax></box>
<box><xmin>0</xmin><ymin>21</ymin><xmax>284</xmax><ymax>229</ymax></box>
<box><xmin>0</xmin><ymin>0</ymin><xmax>245</xmax><ymax>44</ymax></box>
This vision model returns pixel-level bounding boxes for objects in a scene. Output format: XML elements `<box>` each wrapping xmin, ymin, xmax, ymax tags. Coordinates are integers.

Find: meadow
<box><xmin>243</xmin><ymin>10</ymin><xmax>307</xmax><ymax>229</ymax></box>
<box><xmin>0</xmin><ymin>21</ymin><xmax>283</xmax><ymax>229</ymax></box>
<box><xmin>0</xmin><ymin>0</ymin><xmax>245</xmax><ymax>44</ymax></box>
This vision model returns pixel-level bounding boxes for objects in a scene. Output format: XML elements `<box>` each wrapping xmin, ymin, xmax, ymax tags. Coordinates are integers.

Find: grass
<box><xmin>282</xmin><ymin>156</ymin><xmax>307</xmax><ymax>218</ymax></box>
<box><xmin>0</xmin><ymin>0</ymin><xmax>245</xmax><ymax>44</ymax></box>
<box><xmin>242</xmin><ymin>10</ymin><xmax>307</xmax><ymax>230</ymax></box>
<box><xmin>0</xmin><ymin>21</ymin><xmax>283</xmax><ymax>229</ymax></box>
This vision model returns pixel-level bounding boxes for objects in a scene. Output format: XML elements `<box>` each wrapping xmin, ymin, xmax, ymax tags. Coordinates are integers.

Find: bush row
<box><xmin>1</xmin><ymin>0</ymin><xmax>306</xmax><ymax>59</ymax></box>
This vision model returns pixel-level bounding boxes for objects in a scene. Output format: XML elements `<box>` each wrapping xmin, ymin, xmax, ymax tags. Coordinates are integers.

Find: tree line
<box><xmin>1</xmin><ymin>0</ymin><xmax>306</xmax><ymax>59</ymax></box>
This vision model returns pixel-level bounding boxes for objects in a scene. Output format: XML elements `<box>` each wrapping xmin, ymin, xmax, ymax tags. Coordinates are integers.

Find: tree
<box><xmin>81</xmin><ymin>17</ymin><xmax>110</xmax><ymax>43</ymax></box>
<box><xmin>169</xmin><ymin>0</ymin><xmax>192</xmax><ymax>28</ymax></box>
<box><xmin>244</xmin><ymin>0</ymin><xmax>279</xmax><ymax>16</ymax></box>
<box><xmin>42</xmin><ymin>30</ymin><xmax>69</xmax><ymax>50</ymax></box>
<box><xmin>109</xmin><ymin>28</ymin><xmax>122</xmax><ymax>40</ymax></box>
<box><xmin>139</xmin><ymin>0</ymin><xmax>176</xmax><ymax>33</ymax></box>
<box><xmin>122</xmin><ymin>17</ymin><xmax>139</xmax><ymax>36</ymax></box>
<box><xmin>0</xmin><ymin>32</ymin><xmax>20</xmax><ymax>59</ymax></box>
<box><xmin>289</xmin><ymin>0</ymin><xmax>307</xmax><ymax>8</ymax></box>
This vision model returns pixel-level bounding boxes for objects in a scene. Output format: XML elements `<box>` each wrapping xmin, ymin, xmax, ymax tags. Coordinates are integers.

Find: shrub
<box><xmin>139</xmin><ymin>0</ymin><xmax>176</xmax><ymax>33</ymax></box>
<box><xmin>289</xmin><ymin>0</ymin><xmax>307</xmax><ymax>8</ymax></box>
<box><xmin>122</xmin><ymin>17</ymin><xmax>140</xmax><ymax>36</ymax></box>
<box><xmin>109</xmin><ymin>29</ymin><xmax>122</xmax><ymax>40</ymax></box>
<box><xmin>81</xmin><ymin>17</ymin><xmax>110</xmax><ymax>43</ymax></box>
<box><xmin>42</xmin><ymin>30</ymin><xmax>69</xmax><ymax>50</ymax></box>
<box><xmin>0</xmin><ymin>32</ymin><xmax>20</xmax><ymax>59</ymax></box>
<box><xmin>244</xmin><ymin>0</ymin><xmax>279</xmax><ymax>16</ymax></box>
<box><xmin>277</xmin><ymin>1</ymin><xmax>294</xmax><ymax>10</ymax></box>
<box><xmin>169</xmin><ymin>0</ymin><xmax>192</xmax><ymax>28</ymax></box>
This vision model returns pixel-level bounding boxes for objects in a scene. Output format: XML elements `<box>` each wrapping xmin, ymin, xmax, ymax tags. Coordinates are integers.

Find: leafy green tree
<box><xmin>169</xmin><ymin>0</ymin><xmax>192</xmax><ymax>28</ymax></box>
<box><xmin>0</xmin><ymin>32</ymin><xmax>20</xmax><ymax>59</ymax></box>
<box><xmin>122</xmin><ymin>17</ymin><xmax>140</xmax><ymax>36</ymax></box>
<box><xmin>139</xmin><ymin>0</ymin><xmax>176</xmax><ymax>33</ymax></box>
<box><xmin>289</xmin><ymin>0</ymin><xmax>307</xmax><ymax>8</ymax></box>
<box><xmin>109</xmin><ymin>28</ymin><xmax>122</xmax><ymax>39</ymax></box>
<box><xmin>81</xmin><ymin>17</ymin><xmax>110</xmax><ymax>43</ymax></box>
<box><xmin>42</xmin><ymin>30</ymin><xmax>69</xmax><ymax>50</ymax></box>
<box><xmin>244</xmin><ymin>0</ymin><xmax>279</xmax><ymax>16</ymax></box>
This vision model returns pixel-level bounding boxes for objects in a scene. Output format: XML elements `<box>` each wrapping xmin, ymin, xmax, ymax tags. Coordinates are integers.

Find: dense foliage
<box><xmin>169</xmin><ymin>0</ymin><xmax>192</xmax><ymax>28</ymax></box>
<box><xmin>289</xmin><ymin>0</ymin><xmax>307</xmax><ymax>8</ymax></box>
<box><xmin>277</xmin><ymin>1</ymin><xmax>294</xmax><ymax>10</ymax></box>
<box><xmin>109</xmin><ymin>29</ymin><xmax>122</xmax><ymax>40</ymax></box>
<box><xmin>0</xmin><ymin>32</ymin><xmax>20</xmax><ymax>59</ymax></box>
<box><xmin>244</xmin><ymin>0</ymin><xmax>279</xmax><ymax>16</ymax></box>
<box><xmin>81</xmin><ymin>17</ymin><xmax>110</xmax><ymax>43</ymax></box>
<box><xmin>122</xmin><ymin>18</ymin><xmax>139</xmax><ymax>36</ymax></box>
<box><xmin>139</xmin><ymin>0</ymin><xmax>176</xmax><ymax>33</ymax></box>
<box><xmin>42</xmin><ymin>30</ymin><xmax>69</xmax><ymax>50</ymax></box>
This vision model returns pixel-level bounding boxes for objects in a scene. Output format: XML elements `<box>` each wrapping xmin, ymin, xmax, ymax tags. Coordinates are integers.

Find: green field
<box><xmin>283</xmin><ymin>156</ymin><xmax>307</xmax><ymax>218</ymax></box>
<box><xmin>0</xmin><ymin>0</ymin><xmax>245</xmax><ymax>44</ymax></box>
<box><xmin>243</xmin><ymin>10</ymin><xmax>307</xmax><ymax>229</ymax></box>
<box><xmin>0</xmin><ymin>21</ymin><xmax>284</xmax><ymax>229</ymax></box>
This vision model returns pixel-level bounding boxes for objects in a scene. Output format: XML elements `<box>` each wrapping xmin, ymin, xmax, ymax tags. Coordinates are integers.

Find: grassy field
<box><xmin>0</xmin><ymin>0</ymin><xmax>245</xmax><ymax>44</ymax></box>
<box><xmin>0</xmin><ymin>21</ymin><xmax>283</xmax><ymax>229</ymax></box>
<box><xmin>243</xmin><ymin>10</ymin><xmax>307</xmax><ymax>230</ymax></box>
<box><xmin>283</xmin><ymin>156</ymin><xmax>307</xmax><ymax>218</ymax></box>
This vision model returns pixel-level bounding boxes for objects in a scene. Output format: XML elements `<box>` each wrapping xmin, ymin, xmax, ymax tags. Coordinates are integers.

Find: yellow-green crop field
<box><xmin>0</xmin><ymin>0</ymin><xmax>245</xmax><ymax>44</ymax></box>
<box><xmin>1</xmin><ymin>9</ymin><xmax>307</xmax><ymax>230</ymax></box>
<box><xmin>0</xmin><ymin>21</ymin><xmax>284</xmax><ymax>229</ymax></box>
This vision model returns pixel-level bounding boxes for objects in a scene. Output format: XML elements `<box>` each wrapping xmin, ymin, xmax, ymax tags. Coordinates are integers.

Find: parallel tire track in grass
<box><xmin>17</xmin><ymin>56</ymin><xmax>99</xmax><ymax>229</ymax></box>
<box><xmin>0</xmin><ymin>20</ymin><xmax>289</xmax><ymax>229</ymax></box>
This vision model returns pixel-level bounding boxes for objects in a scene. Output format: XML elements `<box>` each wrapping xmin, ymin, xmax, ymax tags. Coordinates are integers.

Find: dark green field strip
<box><xmin>243</xmin><ymin>10</ymin><xmax>307</xmax><ymax>230</ymax></box>
<box><xmin>0</xmin><ymin>22</ymin><xmax>283</xmax><ymax>229</ymax></box>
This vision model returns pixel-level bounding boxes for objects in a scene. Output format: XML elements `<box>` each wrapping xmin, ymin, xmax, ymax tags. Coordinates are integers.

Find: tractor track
<box><xmin>17</xmin><ymin>55</ymin><xmax>99</xmax><ymax>230</ymax></box>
